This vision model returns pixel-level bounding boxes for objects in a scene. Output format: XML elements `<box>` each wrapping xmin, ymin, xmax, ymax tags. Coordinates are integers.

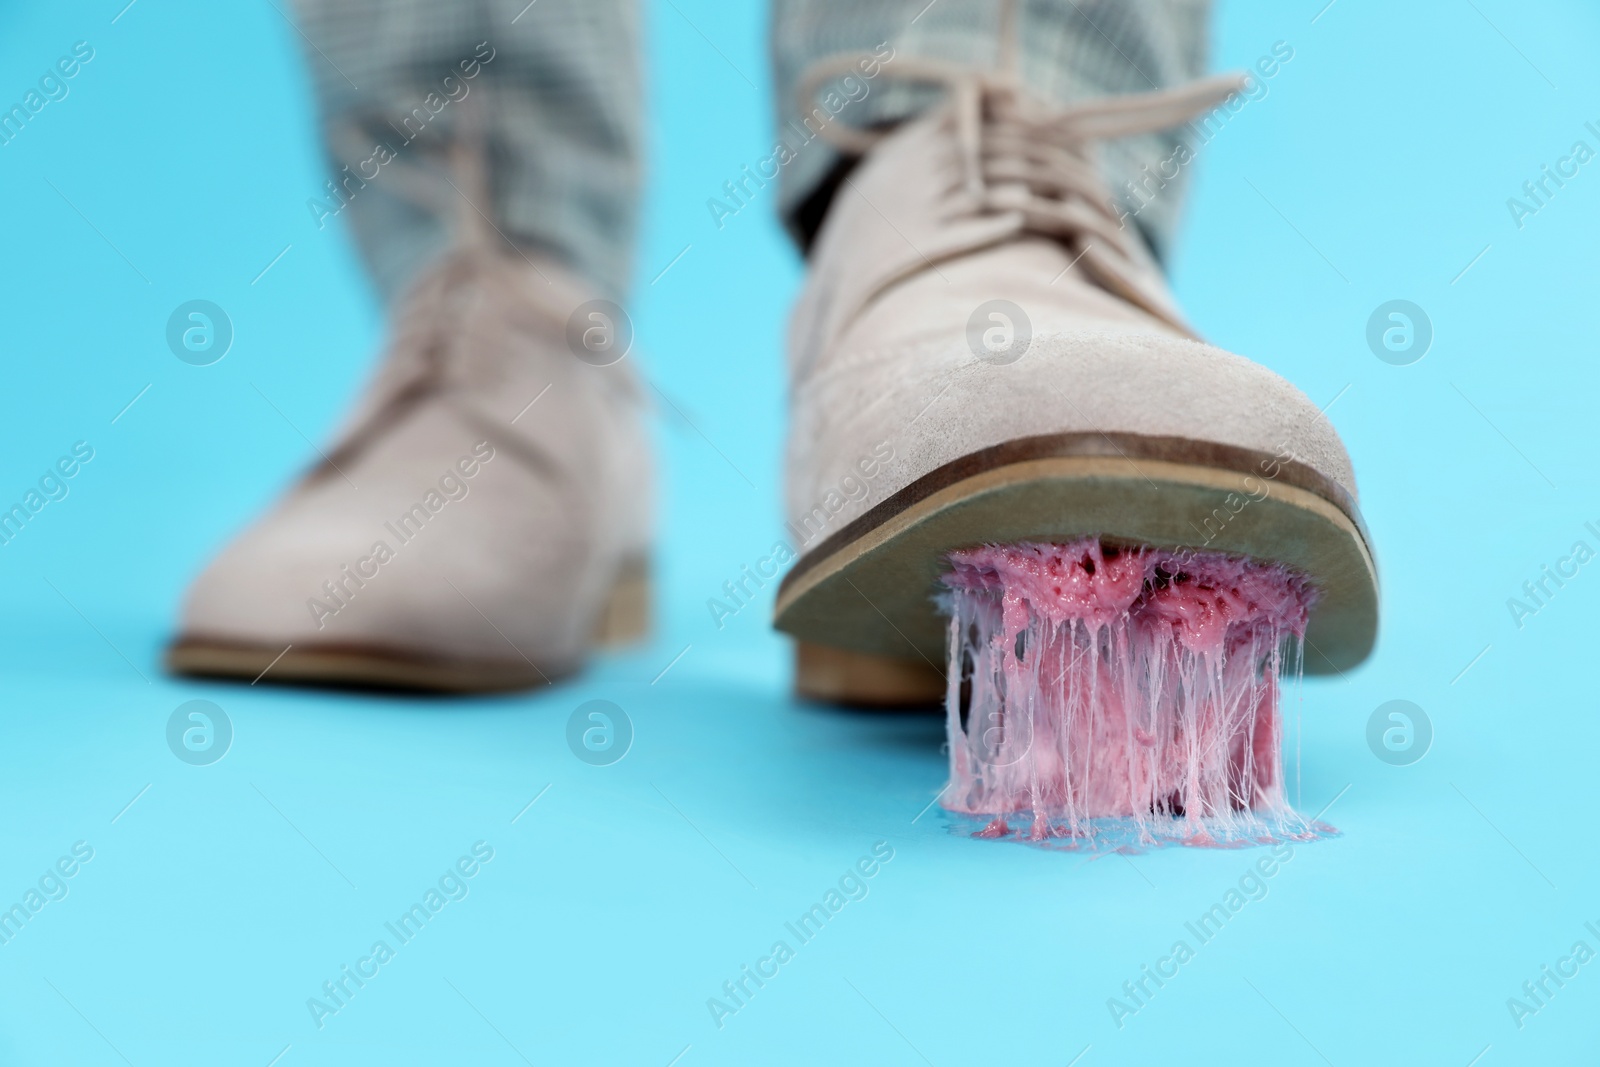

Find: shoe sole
<box><xmin>776</xmin><ymin>432</ymin><xmax>1377</xmax><ymax>706</ymax></box>
<box><xmin>165</xmin><ymin>558</ymin><xmax>651</xmax><ymax>694</ymax></box>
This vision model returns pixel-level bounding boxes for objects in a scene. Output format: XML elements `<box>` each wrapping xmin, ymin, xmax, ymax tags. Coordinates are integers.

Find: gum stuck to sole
<box><xmin>939</xmin><ymin>537</ymin><xmax>1332</xmax><ymax>851</ymax></box>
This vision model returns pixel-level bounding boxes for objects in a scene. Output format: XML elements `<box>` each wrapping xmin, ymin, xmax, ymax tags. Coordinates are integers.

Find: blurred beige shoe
<box><xmin>168</xmin><ymin>242</ymin><xmax>651</xmax><ymax>692</ymax></box>
<box><xmin>773</xmin><ymin>61</ymin><xmax>1377</xmax><ymax>703</ymax></box>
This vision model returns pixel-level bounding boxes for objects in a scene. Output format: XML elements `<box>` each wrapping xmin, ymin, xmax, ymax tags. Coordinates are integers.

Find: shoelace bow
<box><xmin>309</xmin><ymin>118</ymin><xmax>605</xmax><ymax>485</ymax></box>
<box><xmin>309</xmin><ymin>238</ymin><xmax>565</xmax><ymax>482</ymax></box>
<box><xmin>315</xmin><ymin>29</ymin><xmax>1242</xmax><ymax>481</ymax></box>
<box><xmin>796</xmin><ymin>49</ymin><xmax>1244</xmax><ymax>329</ymax></box>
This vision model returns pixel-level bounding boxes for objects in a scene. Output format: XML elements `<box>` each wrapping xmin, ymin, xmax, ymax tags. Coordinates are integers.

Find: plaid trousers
<box><xmin>293</xmin><ymin>0</ymin><xmax>1210</xmax><ymax>302</ymax></box>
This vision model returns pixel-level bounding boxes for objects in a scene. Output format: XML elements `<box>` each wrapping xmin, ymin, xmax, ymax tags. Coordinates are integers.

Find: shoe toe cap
<box><xmin>176</xmin><ymin>473</ymin><xmax>597</xmax><ymax>668</ymax></box>
<box><xmin>794</xmin><ymin>327</ymin><xmax>1357</xmax><ymax>514</ymax></box>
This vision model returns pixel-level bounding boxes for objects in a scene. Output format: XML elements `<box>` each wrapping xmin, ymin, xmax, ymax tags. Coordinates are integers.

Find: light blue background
<box><xmin>1</xmin><ymin>0</ymin><xmax>1597</xmax><ymax>1063</ymax></box>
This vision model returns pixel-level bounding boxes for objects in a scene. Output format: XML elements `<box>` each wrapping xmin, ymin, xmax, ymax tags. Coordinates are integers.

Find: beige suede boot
<box><xmin>167</xmin><ymin>239</ymin><xmax>651</xmax><ymax>692</ymax></box>
<box><xmin>774</xmin><ymin>62</ymin><xmax>1377</xmax><ymax>704</ymax></box>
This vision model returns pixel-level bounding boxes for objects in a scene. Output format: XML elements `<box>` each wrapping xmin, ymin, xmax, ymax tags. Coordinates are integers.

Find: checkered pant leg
<box><xmin>292</xmin><ymin>0</ymin><xmax>643</xmax><ymax>301</ymax></box>
<box><xmin>770</xmin><ymin>0</ymin><xmax>1211</xmax><ymax>258</ymax></box>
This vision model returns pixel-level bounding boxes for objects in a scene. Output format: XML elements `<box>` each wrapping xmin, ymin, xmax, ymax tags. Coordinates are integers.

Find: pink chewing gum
<box><xmin>939</xmin><ymin>538</ymin><xmax>1328</xmax><ymax>851</ymax></box>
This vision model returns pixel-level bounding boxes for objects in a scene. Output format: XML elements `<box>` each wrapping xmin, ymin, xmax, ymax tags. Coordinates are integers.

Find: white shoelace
<box><xmin>796</xmin><ymin>33</ymin><xmax>1244</xmax><ymax>329</ymax></box>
